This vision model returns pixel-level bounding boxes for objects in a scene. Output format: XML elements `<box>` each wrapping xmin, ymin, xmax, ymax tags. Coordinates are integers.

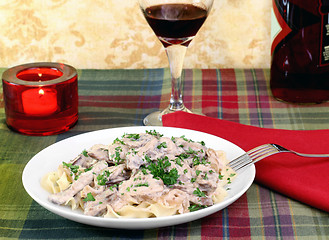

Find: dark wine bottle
<box><xmin>271</xmin><ymin>0</ymin><xmax>329</xmax><ymax>103</ymax></box>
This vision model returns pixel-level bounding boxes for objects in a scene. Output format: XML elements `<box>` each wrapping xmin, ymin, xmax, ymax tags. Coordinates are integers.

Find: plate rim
<box><xmin>22</xmin><ymin>126</ymin><xmax>255</xmax><ymax>229</ymax></box>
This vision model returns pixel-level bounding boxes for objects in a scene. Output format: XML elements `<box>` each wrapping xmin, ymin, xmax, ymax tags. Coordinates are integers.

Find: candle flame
<box><xmin>38</xmin><ymin>73</ymin><xmax>42</xmax><ymax>78</ymax></box>
<box><xmin>39</xmin><ymin>89</ymin><xmax>45</xmax><ymax>95</ymax></box>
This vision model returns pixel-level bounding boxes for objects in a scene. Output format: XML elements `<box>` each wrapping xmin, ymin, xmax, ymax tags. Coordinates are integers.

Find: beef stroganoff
<box><xmin>42</xmin><ymin>130</ymin><xmax>236</xmax><ymax>218</ymax></box>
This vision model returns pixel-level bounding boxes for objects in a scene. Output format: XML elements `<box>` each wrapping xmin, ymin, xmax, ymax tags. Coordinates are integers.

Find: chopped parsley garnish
<box><xmin>110</xmin><ymin>147</ymin><xmax>124</xmax><ymax>166</ymax></box>
<box><xmin>192</xmin><ymin>156</ymin><xmax>210</xmax><ymax>166</ymax></box>
<box><xmin>176</xmin><ymin>153</ymin><xmax>190</xmax><ymax>160</ymax></box>
<box><xmin>113</xmin><ymin>137</ymin><xmax>125</xmax><ymax>145</ymax></box>
<box><xmin>84</xmin><ymin>166</ymin><xmax>93</xmax><ymax>172</ymax></box>
<box><xmin>203</xmin><ymin>173</ymin><xmax>208</xmax><ymax>180</ymax></box>
<box><xmin>175</xmin><ymin>158</ymin><xmax>183</xmax><ymax>167</ymax></box>
<box><xmin>97</xmin><ymin>170</ymin><xmax>110</xmax><ymax>185</ymax></box>
<box><xmin>74</xmin><ymin>172</ymin><xmax>82</xmax><ymax>180</ymax></box>
<box><xmin>193</xmin><ymin>188</ymin><xmax>206</xmax><ymax>198</ymax></box>
<box><xmin>130</xmin><ymin>148</ymin><xmax>138</xmax><ymax>155</ymax></box>
<box><xmin>146</xmin><ymin>130</ymin><xmax>163</xmax><ymax>137</ymax></box>
<box><xmin>114</xmin><ymin>151</ymin><xmax>121</xmax><ymax>163</ymax></box>
<box><xmin>145</xmin><ymin>157</ymin><xmax>179</xmax><ymax>186</ymax></box>
<box><xmin>180</xmin><ymin>135</ymin><xmax>193</xmax><ymax>142</ymax></box>
<box><xmin>109</xmin><ymin>184</ymin><xmax>117</xmax><ymax>191</ymax></box>
<box><xmin>82</xmin><ymin>150</ymin><xmax>88</xmax><ymax>157</ymax></box>
<box><xmin>115</xmin><ymin>146</ymin><xmax>122</xmax><ymax>152</ymax></box>
<box><xmin>144</xmin><ymin>155</ymin><xmax>152</xmax><ymax>163</ymax></box>
<box><xmin>186</xmin><ymin>147</ymin><xmax>198</xmax><ymax>154</ymax></box>
<box><xmin>125</xmin><ymin>133</ymin><xmax>140</xmax><ymax>141</ymax></box>
<box><xmin>62</xmin><ymin>162</ymin><xmax>80</xmax><ymax>174</ymax></box>
<box><xmin>83</xmin><ymin>192</ymin><xmax>95</xmax><ymax>202</ymax></box>
<box><xmin>188</xmin><ymin>204</ymin><xmax>207</xmax><ymax>212</ymax></box>
<box><xmin>134</xmin><ymin>183</ymin><xmax>149</xmax><ymax>187</ymax></box>
<box><xmin>157</xmin><ymin>142</ymin><xmax>167</xmax><ymax>149</ymax></box>
<box><xmin>134</xmin><ymin>176</ymin><xmax>142</xmax><ymax>181</ymax></box>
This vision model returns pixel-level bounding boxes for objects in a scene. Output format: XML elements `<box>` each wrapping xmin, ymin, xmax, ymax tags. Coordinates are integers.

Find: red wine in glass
<box><xmin>143</xmin><ymin>4</ymin><xmax>208</xmax><ymax>47</ymax></box>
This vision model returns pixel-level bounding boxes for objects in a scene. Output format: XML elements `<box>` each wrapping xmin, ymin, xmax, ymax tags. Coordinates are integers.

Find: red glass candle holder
<box><xmin>2</xmin><ymin>62</ymin><xmax>78</xmax><ymax>136</ymax></box>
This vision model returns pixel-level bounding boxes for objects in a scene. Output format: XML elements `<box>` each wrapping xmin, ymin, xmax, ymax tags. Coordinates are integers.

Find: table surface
<box><xmin>1</xmin><ymin>68</ymin><xmax>329</xmax><ymax>240</ymax></box>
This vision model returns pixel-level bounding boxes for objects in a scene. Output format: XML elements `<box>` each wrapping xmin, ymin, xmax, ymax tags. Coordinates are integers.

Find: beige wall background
<box><xmin>0</xmin><ymin>0</ymin><xmax>271</xmax><ymax>69</ymax></box>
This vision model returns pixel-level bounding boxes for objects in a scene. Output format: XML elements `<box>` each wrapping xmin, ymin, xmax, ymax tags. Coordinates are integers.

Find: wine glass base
<box><xmin>143</xmin><ymin>107</ymin><xmax>193</xmax><ymax>126</ymax></box>
<box><xmin>143</xmin><ymin>111</ymin><xmax>163</xmax><ymax>126</ymax></box>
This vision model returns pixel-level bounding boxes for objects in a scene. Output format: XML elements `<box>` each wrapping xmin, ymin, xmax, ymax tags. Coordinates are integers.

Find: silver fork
<box><xmin>229</xmin><ymin>143</ymin><xmax>329</xmax><ymax>171</ymax></box>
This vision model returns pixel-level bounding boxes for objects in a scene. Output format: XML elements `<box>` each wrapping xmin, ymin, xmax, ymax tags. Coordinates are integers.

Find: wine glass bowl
<box><xmin>139</xmin><ymin>0</ymin><xmax>214</xmax><ymax>125</ymax></box>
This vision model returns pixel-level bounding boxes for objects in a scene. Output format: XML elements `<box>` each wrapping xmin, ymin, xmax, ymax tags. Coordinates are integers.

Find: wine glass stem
<box><xmin>169</xmin><ymin>73</ymin><xmax>184</xmax><ymax>111</ymax></box>
<box><xmin>165</xmin><ymin>45</ymin><xmax>188</xmax><ymax>111</ymax></box>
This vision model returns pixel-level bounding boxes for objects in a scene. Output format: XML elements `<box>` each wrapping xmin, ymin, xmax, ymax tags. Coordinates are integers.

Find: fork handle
<box><xmin>274</xmin><ymin>144</ymin><xmax>329</xmax><ymax>158</ymax></box>
<box><xmin>294</xmin><ymin>152</ymin><xmax>329</xmax><ymax>158</ymax></box>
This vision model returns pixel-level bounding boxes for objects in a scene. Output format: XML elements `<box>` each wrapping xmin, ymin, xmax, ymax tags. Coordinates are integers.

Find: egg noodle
<box><xmin>42</xmin><ymin>130</ymin><xmax>236</xmax><ymax>218</ymax></box>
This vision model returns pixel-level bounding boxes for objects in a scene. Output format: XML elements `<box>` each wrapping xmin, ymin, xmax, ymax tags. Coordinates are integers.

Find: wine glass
<box><xmin>138</xmin><ymin>0</ymin><xmax>214</xmax><ymax>126</ymax></box>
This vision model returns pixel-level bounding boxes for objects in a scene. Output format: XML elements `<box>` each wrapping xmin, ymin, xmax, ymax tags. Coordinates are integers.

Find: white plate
<box><xmin>22</xmin><ymin>126</ymin><xmax>255</xmax><ymax>229</ymax></box>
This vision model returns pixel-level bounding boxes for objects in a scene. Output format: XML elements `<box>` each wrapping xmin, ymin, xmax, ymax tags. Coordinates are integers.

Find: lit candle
<box><xmin>2</xmin><ymin>62</ymin><xmax>78</xmax><ymax>135</ymax></box>
<box><xmin>22</xmin><ymin>88</ymin><xmax>58</xmax><ymax>116</ymax></box>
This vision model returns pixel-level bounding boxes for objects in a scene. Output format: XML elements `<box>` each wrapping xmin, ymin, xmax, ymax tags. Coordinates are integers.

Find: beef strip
<box><xmin>193</xmin><ymin>164</ymin><xmax>219</xmax><ymax>195</ymax></box>
<box><xmin>71</xmin><ymin>155</ymin><xmax>97</xmax><ymax>169</ymax></box>
<box><xmin>108</xmin><ymin>143</ymin><xmax>130</xmax><ymax>165</ymax></box>
<box><xmin>122</xmin><ymin>133</ymin><xmax>156</xmax><ymax>148</ymax></box>
<box><xmin>88</xmin><ymin>144</ymin><xmax>109</xmax><ymax>162</ymax></box>
<box><xmin>206</xmin><ymin>148</ymin><xmax>226</xmax><ymax>172</ymax></box>
<box><xmin>105</xmin><ymin>164</ymin><xmax>131</xmax><ymax>185</ymax></box>
<box><xmin>84</xmin><ymin>188</ymin><xmax>118</xmax><ymax>216</ymax></box>
<box><xmin>48</xmin><ymin>161</ymin><xmax>108</xmax><ymax>205</ymax></box>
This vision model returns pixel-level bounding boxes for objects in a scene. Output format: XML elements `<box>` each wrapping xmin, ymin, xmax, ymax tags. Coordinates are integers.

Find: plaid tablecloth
<box><xmin>1</xmin><ymin>68</ymin><xmax>329</xmax><ymax>239</ymax></box>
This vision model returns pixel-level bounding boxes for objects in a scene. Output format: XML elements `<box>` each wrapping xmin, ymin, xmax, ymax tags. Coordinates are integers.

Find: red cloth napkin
<box><xmin>162</xmin><ymin>111</ymin><xmax>329</xmax><ymax>212</ymax></box>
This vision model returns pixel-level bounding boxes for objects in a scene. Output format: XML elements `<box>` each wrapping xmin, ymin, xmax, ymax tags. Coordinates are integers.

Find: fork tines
<box><xmin>247</xmin><ymin>144</ymin><xmax>280</xmax><ymax>163</ymax></box>
<box><xmin>229</xmin><ymin>144</ymin><xmax>280</xmax><ymax>171</ymax></box>
<box><xmin>228</xmin><ymin>153</ymin><xmax>251</xmax><ymax>171</ymax></box>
